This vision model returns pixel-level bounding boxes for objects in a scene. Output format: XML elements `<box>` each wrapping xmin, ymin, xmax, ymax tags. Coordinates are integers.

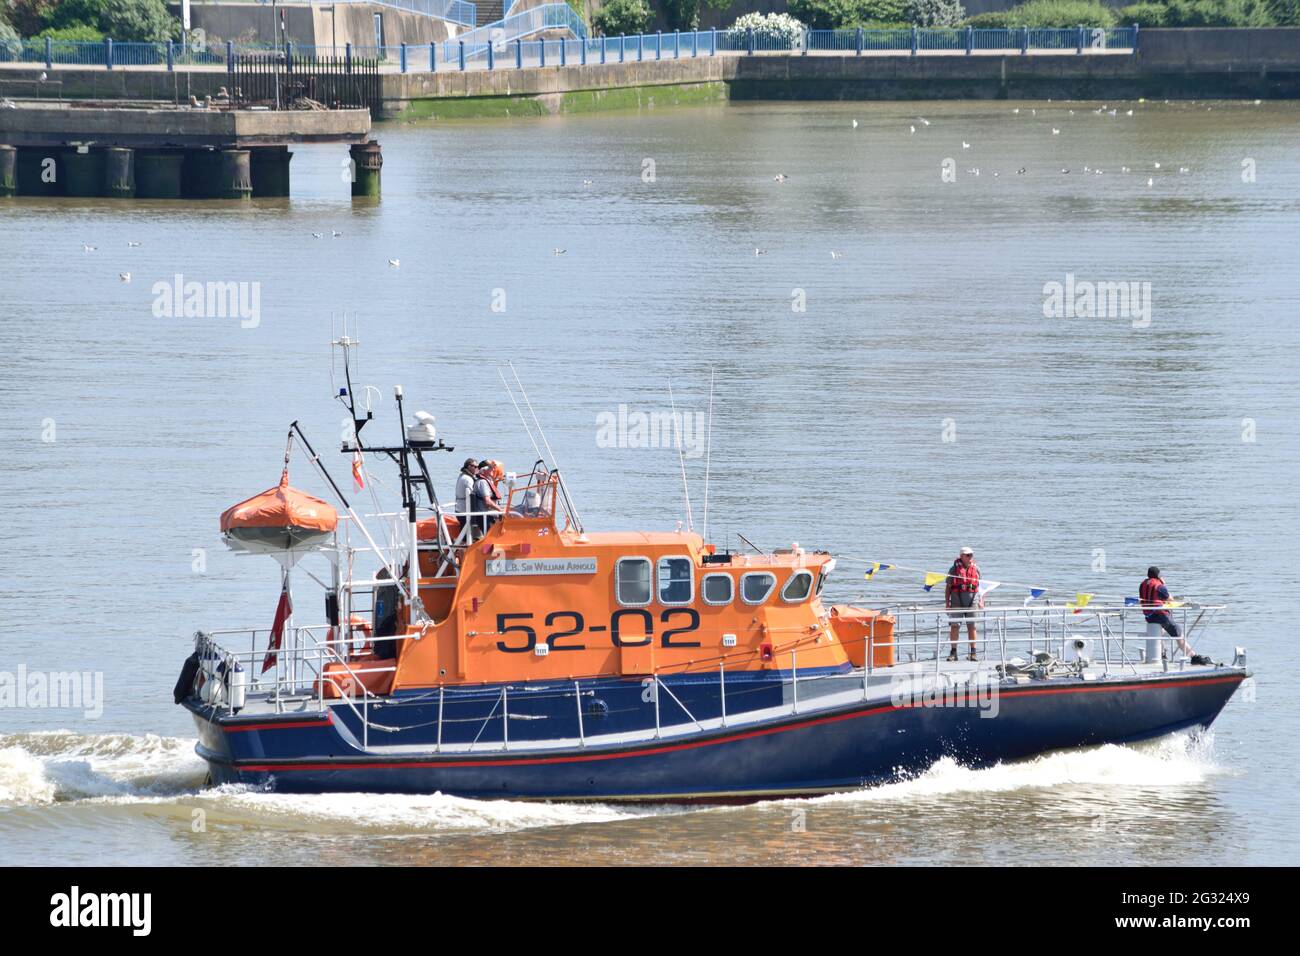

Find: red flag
<box><xmin>262</xmin><ymin>585</ymin><xmax>292</xmax><ymax>674</ymax></box>
<box><xmin>352</xmin><ymin>450</ymin><xmax>365</xmax><ymax>491</ymax></box>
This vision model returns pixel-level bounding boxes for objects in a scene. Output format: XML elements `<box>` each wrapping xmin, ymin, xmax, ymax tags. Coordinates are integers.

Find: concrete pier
<box><xmin>250</xmin><ymin>146</ymin><xmax>293</xmax><ymax>198</ymax></box>
<box><xmin>0</xmin><ymin>103</ymin><xmax>369</xmax><ymax>199</ymax></box>
<box><xmin>135</xmin><ymin>151</ymin><xmax>184</xmax><ymax>199</ymax></box>
<box><xmin>349</xmin><ymin>140</ymin><xmax>382</xmax><ymax>199</ymax></box>
<box><xmin>0</xmin><ymin>145</ymin><xmax>15</xmax><ymax>197</ymax></box>
<box><xmin>62</xmin><ymin>148</ymin><xmax>104</xmax><ymax>198</ymax></box>
<box><xmin>103</xmin><ymin>147</ymin><xmax>136</xmax><ymax>198</ymax></box>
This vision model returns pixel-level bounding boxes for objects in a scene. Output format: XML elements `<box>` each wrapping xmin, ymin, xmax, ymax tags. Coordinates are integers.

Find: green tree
<box><xmin>592</xmin><ymin>0</ymin><xmax>652</xmax><ymax>35</ymax></box>
<box><xmin>789</xmin><ymin>0</ymin><xmax>909</xmax><ymax>28</ymax></box>
<box><xmin>50</xmin><ymin>0</ymin><xmax>178</xmax><ymax>42</ymax></box>
<box><xmin>5</xmin><ymin>0</ymin><xmax>60</xmax><ymax>36</ymax></box>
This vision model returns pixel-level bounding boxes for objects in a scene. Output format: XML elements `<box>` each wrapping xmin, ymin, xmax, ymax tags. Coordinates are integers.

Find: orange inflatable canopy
<box><xmin>220</xmin><ymin>470</ymin><xmax>338</xmax><ymax>554</ymax></box>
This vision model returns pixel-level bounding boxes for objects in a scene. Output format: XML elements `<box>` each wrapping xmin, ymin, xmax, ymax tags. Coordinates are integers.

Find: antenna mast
<box><xmin>669</xmin><ymin>383</ymin><xmax>694</xmax><ymax>532</ymax></box>
<box><xmin>702</xmin><ymin>367</ymin><xmax>714</xmax><ymax>543</ymax></box>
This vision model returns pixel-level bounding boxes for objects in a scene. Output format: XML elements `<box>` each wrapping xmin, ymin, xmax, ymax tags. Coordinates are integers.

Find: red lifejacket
<box><xmin>1139</xmin><ymin>576</ymin><xmax>1166</xmax><ymax>617</ymax></box>
<box><xmin>950</xmin><ymin>560</ymin><xmax>980</xmax><ymax>594</ymax></box>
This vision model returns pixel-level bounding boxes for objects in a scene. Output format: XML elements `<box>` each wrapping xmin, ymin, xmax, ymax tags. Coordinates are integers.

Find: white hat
<box><xmin>960</xmin><ymin>546</ymin><xmax>973</xmax><ymax>555</ymax></box>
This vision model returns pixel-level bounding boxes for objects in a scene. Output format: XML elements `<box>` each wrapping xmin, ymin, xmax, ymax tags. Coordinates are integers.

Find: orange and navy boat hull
<box><xmin>187</xmin><ymin>669</ymin><xmax>1245</xmax><ymax>801</ymax></box>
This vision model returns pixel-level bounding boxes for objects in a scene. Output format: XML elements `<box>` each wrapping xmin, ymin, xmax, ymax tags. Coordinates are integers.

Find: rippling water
<box><xmin>1</xmin><ymin>99</ymin><xmax>1297</xmax><ymax>865</ymax></box>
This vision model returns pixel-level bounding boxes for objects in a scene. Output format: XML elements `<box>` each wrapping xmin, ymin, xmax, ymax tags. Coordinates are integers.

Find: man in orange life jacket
<box><xmin>1140</xmin><ymin>566</ymin><xmax>1196</xmax><ymax>661</ymax></box>
<box><xmin>945</xmin><ymin>547</ymin><xmax>980</xmax><ymax>662</ymax></box>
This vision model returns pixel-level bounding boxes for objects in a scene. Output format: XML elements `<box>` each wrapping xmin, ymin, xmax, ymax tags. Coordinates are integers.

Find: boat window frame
<box><xmin>615</xmin><ymin>556</ymin><xmax>653</xmax><ymax>608</ymax></box>
<box><xmin>814</xmin><ymin>568</ymin><xmax>828</xmax><ymax>597</ymax></box>
<box><xmin>656</xmin><ymin>554</ymin><xmax>695</xmax><ymax>607</ymax></box>
<box><xmin>701</xmin><ymin>572</ymin><xmax>735</xmax><ymax>607</ymax></box>
<box><xmin>781</xmin><ymin>569</ymin><xmax>815</xmax><ymax>604</ymax></box>
<box><xmin>740</xmin><ymin>571</ymin><xmax>778</xmax><ymax>606</ymax></box>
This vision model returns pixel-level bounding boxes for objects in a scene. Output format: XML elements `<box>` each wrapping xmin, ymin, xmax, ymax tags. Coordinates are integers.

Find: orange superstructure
<box><xmin>320</xmin><ymin>474</ymin><xmax>883</xmax><ymax>696</ymax></box>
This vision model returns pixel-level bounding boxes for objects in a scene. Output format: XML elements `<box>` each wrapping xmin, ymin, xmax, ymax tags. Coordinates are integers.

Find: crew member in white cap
<box><xmin>945</xmin><ymin>547</ymin><xmax>980</xmax><ymax>661</ymax></box>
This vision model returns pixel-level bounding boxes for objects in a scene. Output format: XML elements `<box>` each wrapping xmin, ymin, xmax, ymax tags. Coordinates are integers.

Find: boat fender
<box><xmin>173</xmin><ymin>652</ymin><xmax>201</xmax><ymax>704</ymax></box>
<box><xmin>228</xmin><ymin>662</ymin><xmax>248</xmax><ymax>712</ymax></box>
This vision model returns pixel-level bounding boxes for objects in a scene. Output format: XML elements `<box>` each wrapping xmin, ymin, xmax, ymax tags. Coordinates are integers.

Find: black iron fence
<box><xmin>230</xmin><ymin>53</ymin><xmax>380</xmax><ymax>114</ymax></box>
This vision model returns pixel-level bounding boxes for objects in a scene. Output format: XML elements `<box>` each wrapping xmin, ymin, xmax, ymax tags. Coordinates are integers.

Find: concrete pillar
<box><xmin>62</xmin><ymin>148</ymin><xmax>105</xmax><ymax>198</ymax></box>
<box><xmin>183</xmin><ymin>149</ymin><xmax>251</xmax><ymax>200</ymax></box>
<box><xmin>249</xmin><ymin>146</ymin><xmax>293</xmax><ymax>198</ymax></box>
<box><xmin>16</xmin><ymin>148</ymin><xmax>62</xmax><ymax>196</ymax></box>
<box><xmin>349</xmin><ymin>140</ymin><xmax>382</xmax><ymax>199</ymax></box>
<box><xmin>217</xmin><ymin>150</ymin><xmax>252</xmax><ymax>200</ymax></box>
<box><xmin>0</xmin><ymin>146</ymin><xmax>16</xmax><ymax>197</ymax></box>
<box><xmin>102</xmin><ymin>147</ymin><xmax>136</xmax><ymax>198</ymax></box>
<box><xmin>182</xmin><ymin>150</ymin><xmax>222</xmax><ymax>199</ymax></box>
<box><xmin>135</xmin><ymin>151</ymin><xmax>184</xmax><ymax>199</ymax></box>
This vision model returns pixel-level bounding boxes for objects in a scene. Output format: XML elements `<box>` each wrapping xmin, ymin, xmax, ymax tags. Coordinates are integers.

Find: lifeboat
<box><xmin>177</xmin><ymin>351</ymin><xmax>1251</xmax><ymax>803</ymax></box>
<box><xmin>219</xmin><ymin>469</ymin><xmax>338</xmax><ymax>561</ymax></box>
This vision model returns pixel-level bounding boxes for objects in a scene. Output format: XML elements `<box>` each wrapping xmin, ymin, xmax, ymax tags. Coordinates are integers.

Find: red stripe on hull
<box><xmin>229</xmin><ymin>672</ymin><xmax>1244</xmax><ymax>773</ymax></box>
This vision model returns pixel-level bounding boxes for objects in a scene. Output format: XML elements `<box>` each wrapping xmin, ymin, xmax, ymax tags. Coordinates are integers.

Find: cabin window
<box><xmin>616</xmin><ymin>557</ymin><xmax>652</xmax><ymax>607</ymax></box>
<box><xmin>782</xmin><ymin>570</ymin><xmax>814</xmax><ymax>603</ymax></box>
<box><xmin>658</xmin><ymin>556</ymin><xmax>694</xmax><ymax>606</ymax></box>
<box><xmin>702</xmin><ymin>573</ymin><xmax>734</xmax><ymax>606</ymax></box>
<box><xmin>740</xmin><ymin>572</ymin><xmax>777</xmax><ymax>606</ymax></box>
<box><xmin>815</xmin><ymin>569</ymin><xmax>828</xmax><ymax>597</ymax></box>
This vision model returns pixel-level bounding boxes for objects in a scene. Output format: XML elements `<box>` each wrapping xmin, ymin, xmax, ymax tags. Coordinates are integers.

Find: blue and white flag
<box><xmin>1023</xmin><ymin>587</ymin><xmax>1047</xmax><ymax>606</ymax></box>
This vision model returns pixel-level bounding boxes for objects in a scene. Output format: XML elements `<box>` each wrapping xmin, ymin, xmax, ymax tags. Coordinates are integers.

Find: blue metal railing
<box><xmin>0</xmin><ymin>25</ymin><xmax>1140</xmax><ymax>73</ymax></box>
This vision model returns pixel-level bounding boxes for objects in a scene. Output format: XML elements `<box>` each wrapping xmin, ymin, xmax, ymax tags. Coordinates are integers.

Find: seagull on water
<box><xmin>1147</xmin><ymin>177</ymin><xmax>1154</xmax><ymax>187</ymax></box>
<box><xmin>553</xmin><ymin>248</ymin><xmax>566</xmax><ymax>256</ymax></box>
<box><xmin>918</xmin><ymin>117</ymin><xmax>930</xmax><ymax>126</ymax></box>
<box><xmin>312</xmin><ymin>232</ymin><xmax>323</xmax><ymax>239</ymax></box>
<box><xmin>1052</xmin><ymin>128</ymin><xmax>1060</xmax><ymax>135</ymax></box>
<box><xmin>830</xmin><ymin>251</ymin><xmax>843</xmax><ymax>259</ymax></box>
<box><xmin>909</xmin><ymin>125</ymin><xmax>916</xmax><ymax>134</ymax></box>
<box><xmin>962</xmin><ymin>141</ymin><xmax>971</xmax><ymax>149</ymax></box>
<box><xmin>388</xmin><ymin>258</ymin><xmax>400</xmax><ymax>268</ymax></box>
<box><xmin>127</xmin><ymin>241</ymin><xmax>141</xmax><ymax>247</ymax></box>
<box><xmin>332</xmin><ymin>230</ymin><xmax>342</xmax><ymax>237</ymax></box>
<box><xmin>773</xmin><ymin>173</ymin><xmax>788</xmax><ymax>183</ymax></box>
<box><xmin>119</xmin><ymin>272</ymin><xmax>131</xmax><ymax>282</ymax></box>
<box><xmin>851</xmin><ymin>119</ymin><xmax>858</xmax><ymax>129</ymax></box>
<box><xmin>83</xmin><ymin>244</ymin><xmax>96</xmax><ymax>252</ymax></box>
<box><xmin>754</xmin><ymin>248</ymin><xmax>766</xmax><ymax>257</ymax></box>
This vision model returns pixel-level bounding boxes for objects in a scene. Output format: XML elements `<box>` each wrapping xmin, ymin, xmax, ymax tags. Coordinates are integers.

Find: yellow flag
<box><xmin>1165</xmin><ymin>599</ymin><xmax>1184</xmax><ymax>608</ymax></box>
<box><xmin>924</xmin><ymin>572</ymin><xmax>947</xmax><ymax>591</ymax></box>
<box><xmin>1074</xmin><ymin>592</ymin><xmax>1094</xmax><ymax>609</ymax></box>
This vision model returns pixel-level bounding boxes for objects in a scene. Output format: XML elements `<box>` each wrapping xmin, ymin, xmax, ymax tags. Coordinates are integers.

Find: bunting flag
<box><xmin>863</xmin><ymin>562</ymin><xmax>894</xmax><ymax>581</ymax></box>
<box><xmin>1124</xmin><ymin>597</ymin><xmax>1139</xmax><ymax>607</ymax></box>
<box><xmin>262</xmin><ymin>584</ymin><xmax>292</xmax><ymax>675</ymax></box>
<box><xmin>1024</xmin><ymin>588</ymin><xmax>1047</xmax><ymax>606</ymax></box>
<box><xmin>923</xmin><ymin>571</ymin><xmax>947</xmax><ymax>592</ymax></box>
<box><xmin>1071</xmin><ymin>592</ymin><xmax>1095</xmax><ymax>614</ymax></box>
<box><xmin>978</xmin><ymin>580</ymin><xmax>1001</xmax><ymax>596</ymax></box>
<box><xmin>352</xmin><ymin>450</ymin><xmax>366</xmax><ymax>492</ymax></box>
<box><xmin>1165</xmin><ymin>599</ymin><xmax>1185</xmax><ymax>608</ymax></box>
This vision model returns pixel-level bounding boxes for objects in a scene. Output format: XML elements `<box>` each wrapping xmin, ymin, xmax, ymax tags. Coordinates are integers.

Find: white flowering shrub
<box><xmin>905</xmin><ymin>0</ymin><xmax>967</xmax><ymax>25</ymax></box>
<box><xmin>726</xmin><ymin>12</ymin><xmax>807</xmax><ymax>46</ymax></box>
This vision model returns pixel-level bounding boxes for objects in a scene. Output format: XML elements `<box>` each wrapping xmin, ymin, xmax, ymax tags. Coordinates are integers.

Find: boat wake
<box><xmin>0</xmin><ymin>730</ymin><xmax>206</xmax><ymax>805</ymax></box>
<box><xmin>803</xmin><ymin>731</ymin><xmax>1224</xmax><ymax>807</ymax></box>
<box><xmin>0</xmin><ymin>731</ymin><xmax>682</xmax><ymax>834</ymax></box>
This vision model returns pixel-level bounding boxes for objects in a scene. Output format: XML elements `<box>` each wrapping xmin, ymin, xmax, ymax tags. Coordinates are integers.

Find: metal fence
<box><xmin>0</xmin><ymin>25</ymin><xmax>1139</xmax><ymax>74</ymax></box>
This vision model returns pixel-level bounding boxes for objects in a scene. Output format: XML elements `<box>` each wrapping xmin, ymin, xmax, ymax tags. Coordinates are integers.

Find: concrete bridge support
<box><xmin>0</xmin><ymin>146</ymin><xmax>15</xmax><ymax>197</ymax></box>
<box><xmin>103</xmin><ymin>147</ymin><xmax>136</xmax><ymax>198</ymax></box>
<box><xmin>349</xmin><ymin>140</ymin><xmax>382</xmax><ymax>198</ymax></box>
<box><xmin>62</xmin><ymin>147</ymin><xmax>104</xmax><ymax>197</ymax></box>
<box><xmin>135</xmin><ymin>151</ymin><xmax>185</xmax><ymax>199</ymax></box>
<box><xmin>250</xmin><ymin>146</ymin><xmax>293</xmax><ymax>197</ymax></box>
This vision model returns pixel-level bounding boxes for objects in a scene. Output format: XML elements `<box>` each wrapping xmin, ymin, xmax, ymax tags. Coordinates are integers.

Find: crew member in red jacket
<box><xmin>1140</xmin><ymin>566</ymin><xmax>1198</xmax><ymax>661</ymax></box>
<box><xmin>945</xmin><ymin>547</ymin><xmax>981</xmax><ymax>662</ymax></box>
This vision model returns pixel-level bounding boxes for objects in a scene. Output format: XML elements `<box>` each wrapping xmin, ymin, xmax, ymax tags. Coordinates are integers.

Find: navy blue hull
<box><xmin>191</xmin><ymin>671</ymin><xmax>1244</xmax><ymax>801</ymax></box>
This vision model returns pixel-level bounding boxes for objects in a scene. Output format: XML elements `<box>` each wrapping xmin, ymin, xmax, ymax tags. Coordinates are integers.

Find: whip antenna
<box><xmin>669</xmin><ymin>383</ymin><xmax>694</xmax><ymax>532</ymax></box>
<box><xmin>702</xmin><ymin>367</ymin><xmax>714</xmax><ymax>543</ymax></box>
